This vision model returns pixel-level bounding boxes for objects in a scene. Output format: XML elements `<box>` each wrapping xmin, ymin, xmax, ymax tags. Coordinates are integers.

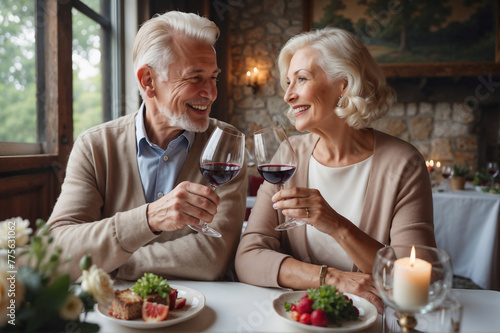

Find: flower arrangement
<box><xmin>0</xmin><ymin>217</ymin><xmax>114</xmax><ymax>332</ymax></box>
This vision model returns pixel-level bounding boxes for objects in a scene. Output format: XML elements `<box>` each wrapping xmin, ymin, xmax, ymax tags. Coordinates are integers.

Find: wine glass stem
<box><xmin>278</xmin><ymin>184</ymin><xmax>288</xmax><ymax>221</ymax></box>
<box><xmin>201</xmin><ymin>184</ymin><xmax>217</xmax><ymax>228</ymax></box>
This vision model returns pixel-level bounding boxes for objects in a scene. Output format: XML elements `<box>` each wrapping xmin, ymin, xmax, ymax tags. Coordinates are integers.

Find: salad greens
<box><xmin>131</xmin><ymin>273</ymin><xmax>171</xmax><ymax>298</ymax></box>
<box><xmin>307</xmin><ymin>285</ymin><xmax>359</xmax><ymax>325</ymax></box>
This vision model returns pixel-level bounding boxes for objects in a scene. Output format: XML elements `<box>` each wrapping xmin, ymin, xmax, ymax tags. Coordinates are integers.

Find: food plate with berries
<box><xmin>97</xmin><ymin>285</ymin><xmax>205</xmax><ymax>329</ymax></box>
<box><xmin>272</xmin><ymin>290</ymin><xmax>377</xmax><ymax>332</ymax></box>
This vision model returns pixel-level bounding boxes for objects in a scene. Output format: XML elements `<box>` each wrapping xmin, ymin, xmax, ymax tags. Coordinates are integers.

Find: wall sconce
<box><xmin>246</xmin><ymin>67</ymin><xmax>259</xmax><ymax>94</ymax></box>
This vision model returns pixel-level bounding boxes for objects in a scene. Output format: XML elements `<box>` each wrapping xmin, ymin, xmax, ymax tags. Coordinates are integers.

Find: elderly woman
<box><xmin>235</xmin><ymin>28</ymin><xmax>436</xmax><ymax>313</ymax></box>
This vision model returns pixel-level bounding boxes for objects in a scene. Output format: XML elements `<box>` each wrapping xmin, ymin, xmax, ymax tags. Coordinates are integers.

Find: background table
<box><xmin>87</xmin><ymin>281</ymin><xmax>500</xmax><ymax>332</ymax></box>
<box><xmin>433</xmin><ymin>189</ymin><xmax>500</xmax><ymax>291</ymax></box>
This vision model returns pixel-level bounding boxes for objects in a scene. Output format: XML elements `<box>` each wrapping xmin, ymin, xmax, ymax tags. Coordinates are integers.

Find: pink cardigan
<box><xmin>235</xmin><ymin>130</ymin><xmax>435</xmax><ymax>288</ymax></box>
<box><xmin>48</xmin><ymin>113</ymin><xmax>247</xmax><ymax>281</ymax></box>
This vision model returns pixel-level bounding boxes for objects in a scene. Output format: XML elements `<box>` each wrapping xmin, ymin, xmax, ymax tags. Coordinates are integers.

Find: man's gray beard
<box><xmin>159</xmin><ymin>106</ymin><xmax>209</xmax><ymax>132</ymax></box>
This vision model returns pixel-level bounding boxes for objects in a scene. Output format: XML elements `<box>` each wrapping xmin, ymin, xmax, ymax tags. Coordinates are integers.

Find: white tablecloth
<box><xmin>248</xmin><ymin>191</ymin><xmax>500</xmax><ymax>290</ymax></box>
<box><xmin>86</xmin><ymin>281</ymin><xmax>500</xmax><ymax>332</ymax></box>
<box><xmin>433</xmin><ymin>189</ymin><xmax>500</xmax><ymax>291</ymax></box>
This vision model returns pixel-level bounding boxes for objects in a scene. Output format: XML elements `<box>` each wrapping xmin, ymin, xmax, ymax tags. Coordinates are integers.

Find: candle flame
<box><xmin>436</xmin><ymin>161</ymin><xmax>441</xmax><ymax>168</ymax></box>
<box><xmin>429</xmin><ymin>160</ymin><xmax>434</xmax><ymax>167</ymax></box>
<box><xmin>410</xmin><ymin>246</ymin><xmax>416</xmax><ymax>267</ymax></box>
<box><xmin>246</xmin><ymin>71</ymin><xmax>251</xmax><ymax>77</ymax></box>
<box><xmin>253</xmin><ymin>67</ymin><xmax>259</xmax><ymax>74</ymax></box>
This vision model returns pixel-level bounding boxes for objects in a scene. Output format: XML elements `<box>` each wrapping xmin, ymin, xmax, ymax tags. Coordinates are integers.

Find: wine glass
<box><xmin>440</xmin><ymin>164</ymin><xmax>453</xmax><ymax>191</ymax></box>
<box><xmin>487</xmin><ymin>161</ymin><xmax>499</xmax><ymax>186</ymax></box>
<box><xmin>189</xmin><ymin>126</ymin><xmax>245</xmax><ymax>238</ymax></box>
<box><xmin>254</xmin><ymin>126</ymin><xmax>305</xmax><ymax>231</ymax></box>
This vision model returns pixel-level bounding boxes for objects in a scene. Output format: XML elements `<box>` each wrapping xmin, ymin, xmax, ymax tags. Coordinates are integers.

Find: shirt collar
<box><xmin>135</xmin><ymin>102</ymin><xmax>195</xmax><ymax>152</ymax></box>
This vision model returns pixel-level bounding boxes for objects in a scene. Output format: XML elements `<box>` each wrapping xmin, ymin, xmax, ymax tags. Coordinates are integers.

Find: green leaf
<box><xmin>24</xmin><ymin>275</ymin><xmax>71</xmax><ymax>332</ymax></box>
<box><xmin>17</xmin><ymin>266</ymin><xmax>43</xmax><ymax>302</ymax></box>
<box><xmin>34</xmin><ymin>274</ymin><xmax>71</xmax><ymax>312</ymax></box>
<box><xmin>284</xmin><ymin>301</ymin><xmax>291</xmax><ymax>312</ymax></box>
<box><xmin>77</xmin><ymin>321</ymin><xmax>100</xmax><ymax>333</ymax></box>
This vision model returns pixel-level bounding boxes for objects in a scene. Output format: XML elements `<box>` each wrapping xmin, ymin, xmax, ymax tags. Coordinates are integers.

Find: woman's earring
<box><xmin>337</xmin><ymin>95</ymin><xmax>343</xmax><ymax>107</ymax></box>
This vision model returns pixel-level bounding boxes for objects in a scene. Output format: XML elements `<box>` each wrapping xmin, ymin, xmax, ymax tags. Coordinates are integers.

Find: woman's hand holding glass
<box><xmin>254</xmin><ymin>126</ymin><xmax>305</xmax><ymax>231</ymax></box>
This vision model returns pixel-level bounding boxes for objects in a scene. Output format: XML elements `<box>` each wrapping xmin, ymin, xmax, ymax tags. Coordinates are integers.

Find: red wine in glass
<box><xmin>440</xmin><ymin>165</ymin><xmax>453</xmax><ymax>191</ymax></box>
<box><xmin>200</xmin><ymin>162</ymin><xmax>242</xmax><ymax>186</ymax></box>
<box><xmin>254</xmin><ymin>126</ymin><xmax>305</xmax><ymax>231</ymax></box>
<box><xmin>257</xmin><ymin>164</ymin><xmax>296</xmax><ymax>186</ymax></box>
<box><xmin>441</xmin><ymin>167</ymin><xmax>452</xmax><ymax>180</ymax></box>
<box><xmin>488</xmin><ymin>162</ymin><xmax>499</xmax><ymax>186</ymax></box>
<box><xmin>189</xmin><ymin>126</ymin><xmax>245</xmax><ymax>238</ymax></box>
<box><xmin>441</xmin><ymin>171</ymin><xmax>451</xmax><ymax>179</ymax></box>
<box><xmin>488</xmin><ymin>164</ymin><xmax>499</xmax><ymax>177</ymax></box>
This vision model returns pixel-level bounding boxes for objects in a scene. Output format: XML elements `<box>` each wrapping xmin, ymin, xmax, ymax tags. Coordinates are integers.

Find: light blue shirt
<box><xmin>135</xmin><ymin>104</ymin><xmax>194</xmax><ymax>203</ymax></box>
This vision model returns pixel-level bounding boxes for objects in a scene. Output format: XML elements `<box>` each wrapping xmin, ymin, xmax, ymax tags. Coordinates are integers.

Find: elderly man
<box><xmin>48</xmin><ymin>11</ymin><xmax>247</xmax><ymax>281</ymax></box>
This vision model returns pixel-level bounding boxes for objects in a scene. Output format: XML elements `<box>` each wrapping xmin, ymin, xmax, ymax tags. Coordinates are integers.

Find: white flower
<box><xmin>0</xmin><ymin>217</ymin><xmax>33</xmax><ymax>249</ymax></box>
<box><xmin>78</xmin><ymin>265</ymin><xmax>114</xmax><ymax>307</ymax></box>
<box><xmin>59</xmin><ymin>293</ymin><xmax>83</xmax><ymax>321</ymax></box>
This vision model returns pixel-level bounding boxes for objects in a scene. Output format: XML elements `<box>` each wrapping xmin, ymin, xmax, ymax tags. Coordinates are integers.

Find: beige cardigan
<box><xmin>235</xmin><ymin>129</ymin><xmax>435</xmax><ymax>288</ymax></box>
<box><xmin>48</xmin><ymin>113</ymin><xmax>247</xmax><ymax>281</ymax></box>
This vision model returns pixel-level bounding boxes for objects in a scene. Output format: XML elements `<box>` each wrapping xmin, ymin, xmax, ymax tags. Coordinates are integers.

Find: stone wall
<box><xmin>227</xmin><ymin>0</ymin><xmax>481</xmax><ymax>172</ymax></box>
<box><xmin>371</xmin><ymin>102</ymin><xmax>478</xmax><ymax>167</ymax></box>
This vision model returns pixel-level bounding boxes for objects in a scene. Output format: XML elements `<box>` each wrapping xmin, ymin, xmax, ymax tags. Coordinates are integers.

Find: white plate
<box><xmin>97</xmin><ymin>285</ymin><xmax>205</xmax><ymax>329</ymax></box>
<box><xmin>475</xmin><ymin>186</ymin><xmax>488</xmax><ymax>192</ymax></box>
<box><xmin>273</xmin><ymin>291</ymin><xmax>377</xmax><ymax>332</ymax></box>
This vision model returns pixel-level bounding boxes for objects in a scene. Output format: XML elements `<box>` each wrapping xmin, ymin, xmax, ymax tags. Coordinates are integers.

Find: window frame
<box><xmin>0</xmin><ymin>0</ymin><xmax>123</xmax><ymax>164</ymax></box>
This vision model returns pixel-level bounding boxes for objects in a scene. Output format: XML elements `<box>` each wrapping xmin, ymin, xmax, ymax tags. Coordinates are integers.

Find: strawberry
<box><xmin>295</xmin><ymin>296</ymin><xmax>314</xmax><ymax>314</ymax></box>
<box><xmin>175</xmin><ymin>297</ymin><xmax>187</xmax><ymax>309</ymax></box>
<box><xmin>299</xmin><ymin>313</ymin><xmax>311</xmax><ymax>325</ymax></box>
<box><xmin>352</xmin><ymin>305</ymin><xmax>359</xmax><ymax>318</ymax></box>
<box><xmin>310</xmin><ymin>309</ymin><xmax>329</xmax><ymax>327</ymax></box>
<box><xmin>290</xmin><ymin>310</ymin><xmax>301</xmax><ymax>321</ymax></box>
<box><xmin>169</xmin><ymin>288</ymin><xmax>178</xmax><ymax>307</ymax></box>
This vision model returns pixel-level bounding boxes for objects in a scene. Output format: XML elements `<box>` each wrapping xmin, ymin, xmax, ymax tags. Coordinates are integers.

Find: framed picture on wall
<box><xmin>303</xmin><ymin>0</ymin><xmax>500</xmax><ymax>77</ymax></box>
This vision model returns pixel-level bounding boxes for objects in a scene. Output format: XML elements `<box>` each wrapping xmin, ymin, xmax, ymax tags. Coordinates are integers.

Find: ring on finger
<box><xmin>305</xmin><ymin>208</ymin><xmax>309</xmax><ymax>218</ymax></box>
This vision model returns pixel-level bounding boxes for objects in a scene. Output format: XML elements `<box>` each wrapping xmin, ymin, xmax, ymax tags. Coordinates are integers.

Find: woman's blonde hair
<box><xmin>278</xmin><ymin>27</ymin><xmax>395</xmax><ymax>129</ymax></box>
<box><xmin>132</xmin><ymin>11</ymin><xmax>219</xmax><ymax>97</ymax></box>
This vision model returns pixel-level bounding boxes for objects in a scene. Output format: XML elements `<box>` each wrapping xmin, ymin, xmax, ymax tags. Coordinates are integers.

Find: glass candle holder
<box><xmin>373</xmin><ymin>245</ymin><xmax>453</xmax><ymax>332</ymax></box>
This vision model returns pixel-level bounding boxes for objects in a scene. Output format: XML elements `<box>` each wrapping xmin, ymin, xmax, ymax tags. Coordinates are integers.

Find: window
<box><xmin>0</xmin><ymin>0</ymin><xmax>123</xmax><ymax>154</ymax></box>
<box><xmin>0</xmin><ymin>0</ymin><xmax>37</xmax><ymax>144</ymax></box>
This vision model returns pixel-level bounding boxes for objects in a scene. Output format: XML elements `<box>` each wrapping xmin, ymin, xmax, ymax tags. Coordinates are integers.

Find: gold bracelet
<box><xmin>319</xmin><ymin>265</ymin><xmax>328</xmax><ymax>287</ymax></box>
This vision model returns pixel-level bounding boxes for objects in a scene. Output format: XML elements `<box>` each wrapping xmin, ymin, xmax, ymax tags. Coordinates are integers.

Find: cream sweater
<box><xmin>48</xmin><ymin>113</ymin><xmax>247</xmax><ymax>281</ymax></box>
<box><xmin>235</xmin><ymin>129</ymin><xmax>435</xmax><ymax>287</ymax></box>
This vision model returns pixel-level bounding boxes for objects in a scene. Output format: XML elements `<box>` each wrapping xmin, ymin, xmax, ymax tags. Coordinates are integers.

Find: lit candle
<box><xmin>436</xmin><ymin>161</ymin><xmax>441</xmax><ymax>169</ymax></box>
<box><xmin>253</xmin><ymin>67</ymin><xmax>259</xmax><ymax>76</ymax></box>
<box><xmin>427</xmin><ymin>159</ymin><xmax>434</xmax><ymax>173</ymax></box>
<box><xmin>246</xmin><ymin>71</ymin><xmax>251</xmax><ymax>85</ymax></box>
<box><xmin>393</xmin><ymin>246</ymin><xmax>432</xmax><ymax>310</ymax></box>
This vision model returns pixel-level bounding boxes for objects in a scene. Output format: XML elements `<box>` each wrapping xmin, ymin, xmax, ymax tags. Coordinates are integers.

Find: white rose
<box><xmin>59</xmin><ymin>293</ymin><xmax>83</xmax><ymax>321</ymax></box>
<box><xmin>0</xmin><ymin>217</ymin><xmax>33</xmax><ymax>249</ymax></box>
<box><xmin>78</xmin><ymin>265</ymin><xmax>114</xmax><ymax>307</ymax></box>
